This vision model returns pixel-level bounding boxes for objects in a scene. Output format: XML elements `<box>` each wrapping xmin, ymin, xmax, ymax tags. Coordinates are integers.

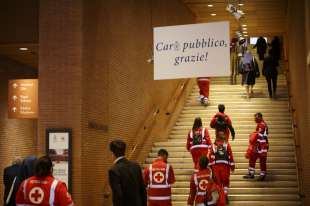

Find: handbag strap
<box><xmin>6</xmin><ymin>176</ymin><xmax>17</xmax><ymax>204</ymax></box>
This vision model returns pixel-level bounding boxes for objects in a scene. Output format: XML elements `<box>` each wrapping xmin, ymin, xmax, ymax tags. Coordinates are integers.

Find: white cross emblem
<box><xmin>199</xmin><ymin>179</ymin><xmax>209</xmax><ymax>191</ymax></box>
<box><xmin>29</xmin><ymin>187</ymin><xmax>44</xmax><ymax>204</ymax></box>
<box><xmin>153</xmin><ymin>171</ymin><xmax>165</xmax><ymax>183</ymax></box>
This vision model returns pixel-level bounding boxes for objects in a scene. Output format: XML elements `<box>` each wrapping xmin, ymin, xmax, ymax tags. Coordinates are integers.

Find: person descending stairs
<box><xmin>145</xmin><ymin>74</ymin><xmax>301</xmax><ymax>206</ymax></box>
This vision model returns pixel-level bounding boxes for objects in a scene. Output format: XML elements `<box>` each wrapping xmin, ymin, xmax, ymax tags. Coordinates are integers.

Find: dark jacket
<box><xmin>254</xmin><ymin>37</ymin><xmax>267</xmax><ymax>55</ymax></box>
<box><xmin>108</xmin><ymin>158</ymin><xmax>147</xmax><ymax>206</ymax></box>
<box><xmin>263</xmin><ymin>56</ymin><xmax>278</xmax><ymax>77</ymax></box>
<box><xmin>3</xmin><ymin>164</ymin><xmax>22</xmax><ymax>206</ymax></box>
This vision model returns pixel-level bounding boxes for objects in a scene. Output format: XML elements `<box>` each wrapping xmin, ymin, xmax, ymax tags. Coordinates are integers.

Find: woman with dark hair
<box><xmin>186</xmin><ymin>117</ymin><xmax>212</xmax><ymax>170</ymax></box>
<box><xmin>15</xmin><ymin>156</ymin><xmax>74</xmax><ymax>206</ymax></box>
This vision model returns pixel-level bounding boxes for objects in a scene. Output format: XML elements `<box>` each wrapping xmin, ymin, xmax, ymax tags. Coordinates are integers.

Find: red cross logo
<box><xmin>29</xmin><ymin>187</ymin><xmax>44</xmax><ymax>204</ymax></box>
<box><xmin>199</xmin><ymin>179</ymin><xmax>209</xmax><ymax>191</ymax></box>
<box><xmin>153</xmin><ymin>171</ymin><xmax>165</xmax><ymax>183</ymax></box>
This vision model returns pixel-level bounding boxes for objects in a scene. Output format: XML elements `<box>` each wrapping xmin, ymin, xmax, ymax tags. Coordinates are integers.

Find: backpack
<box><xmin>214</xmin><ymin>144</ymin><xmax>229</xmax><ymax>161</ymax></box>
<box><xmin>192</xmin><ymin>129</ymin><xmax>205</xmax><ymax>145</ymax></box>
<box><xmin>214</xmin><ymin>115</ymin><xmax>228</xmax><ymax>132</ymax></box>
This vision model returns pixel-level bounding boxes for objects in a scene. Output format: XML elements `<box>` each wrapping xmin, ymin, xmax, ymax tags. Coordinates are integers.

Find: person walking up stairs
<box><xmin>145</xmin><ymin>74</ymin><xmax>301</xmax><ymax>206</ymax></box>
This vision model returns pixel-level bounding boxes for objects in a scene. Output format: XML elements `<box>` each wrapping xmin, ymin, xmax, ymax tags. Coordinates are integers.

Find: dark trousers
<box><xmin>258</xmin><ymin>52</ymin><xmax>265</xmax><ymax>60</ymax></box>
<box><xmin>266</xmin><ymin>75</ymin><xmax>278</xmax><ymax>97</ymax></box>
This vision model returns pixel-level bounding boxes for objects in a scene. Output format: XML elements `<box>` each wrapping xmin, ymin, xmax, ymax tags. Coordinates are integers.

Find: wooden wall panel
<box><xmin>0</xmin><ymin>58</ymin><xmax>37</xmax><ymax>203</ymax></box>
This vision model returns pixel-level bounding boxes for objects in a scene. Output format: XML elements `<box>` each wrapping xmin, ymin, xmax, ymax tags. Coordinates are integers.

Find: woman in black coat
<box><xmin>239</xmin><ymin>50</ymin><xmax>260</xmax><ymax>98</ymax></box>
<box><xmin>263</xmin><ymin>50</ymin><xmax>278</xmax><ymax>98</ymax></box>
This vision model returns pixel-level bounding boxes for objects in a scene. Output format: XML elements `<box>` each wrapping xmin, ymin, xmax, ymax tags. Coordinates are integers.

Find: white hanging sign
<box><xmin>154</xmin><ymin>21</ymin><xmax>230</xmax><ymax>80</ymax></box>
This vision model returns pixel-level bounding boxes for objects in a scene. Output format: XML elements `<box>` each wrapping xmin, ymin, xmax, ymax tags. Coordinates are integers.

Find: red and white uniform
<box><xmin>209</xmin><ymin>141</ymin><xmax>235</xmax><ymax>197</ymax></box>
<box><xmin>186</xmin><ymin>128</ymin><xmax>212</xmax><ymax>169</ymax></box>
<box><xmin>248</xmin><ymin>120</ymin><xmax>269</xmax><ymax>176</ymax></box>
<box><xmin>144</xmin><ymin>159</ymin><xmax>175</xmax><ymax>206</ymax></box>
<box><xmin>197</xmin><ymin>77</ymin><xmax>210</xmax><ymax>101</ymax></box>
<box><xmin>15</xmin><ymin>176</ymin><xmax>73</xmax><ymax>206</ymax></box>
<box><xmin>210</xmin><ymin>112</ymin><xmax>233</xmax><ymax>142</ymax></box>
<box><xmin>187</xmin><ymin>168</ymin><xmax>212</xmax><ymax>206</ymax></box>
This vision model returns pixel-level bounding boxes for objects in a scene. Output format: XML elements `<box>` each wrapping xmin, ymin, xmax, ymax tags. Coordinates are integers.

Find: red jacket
<box><xmin>209</xmin><ymin>141</ymin><xmax>235</xmax><ymax>167</ymax></box>
<box><xmin>186</xmin><ymin>127</ymin><xmax>211</xmax><ymax>151</ymax></box>
<box><xmin>15</xmin><ymin>176</ymin><xmax>73</xmax><ymax>206</ymax></box>
<box><xmin>187</xmin><ymin>168</ymin><xmax>212</xmax><ymax>205</ymax></box>
<box><xmin>206</xmin><ymin>182</ymin><xmax>226</xmax><ymax>206</ymax></box>
<box><xmin>255</xmin><ymin>120</ymin><xmax>269</xmax><ymax>156</ymax></box>
<box><xmin>210</xmin><ymin>112</ymin><xmax>233</xmax><ymax>141</ymax></box>
<box><xmin>143</xmin><ymin>159</ymin><xmax>175</xmax><ymax>202</ymax></box>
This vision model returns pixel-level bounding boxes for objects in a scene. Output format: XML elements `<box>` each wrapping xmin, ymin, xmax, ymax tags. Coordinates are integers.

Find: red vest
<box><xmin>193</xmin><ymin>168</ymin><xmax>212</xmax><ymax>203</ymax></box>
<box><xmin>15</xmin><ymin>176</ymin><xmax>73</xmax><ymax>206</ymax></box>
<box><xmin>254</xmin><ymin>121</ymin><xmax>269</xmax><ymax>156</ymax></box>
<box><xmin>188</xmin><ymin>128</ymin><xmax>210</xmax><ymax>150</ymax></box>
<box><xmin>147</xmin><ymin>160</ymin><xmax>171</xmax><ymax>202</ymax></box>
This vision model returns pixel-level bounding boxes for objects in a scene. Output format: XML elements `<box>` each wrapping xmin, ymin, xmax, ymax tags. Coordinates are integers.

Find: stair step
<box><xmin>154</xmin><ymin>140</ymin><xmax>294</xmax><ymax>147</ymax></box>
<box><xmin>173</xmin><ymin>168</ymin><xmax>297</xmax><ymax>175</ymax></box>
<box><xmin>148</xmin><ymin>152</ymin><xmax>296</xmax><ymax>158</ymax></box>
<box><xmin>168</xmin><ymin>134</ymin><xmax>293</xmax><ymax>139</ymax></box>
<box><xmin>172</xmin><ymin>187</ymin><xmax>299</xmax><ymax>194</ymax></box>
<box><xmin>174</xmin><ymin>174</ymin><xmax>297</xmax><ymax>181</ymax></box>
<box><xmin>172</xmin><ymin>201</ymin><xmax>301</xmax><ymax>206</ymax></box>
<box><xmin>172</xmin><ymin>194</ymin><xmax>300</xmax><ymax>201</ymax></box>
<box><xmin>146</xmin><ymin>162</ymin><xmax>296</xmax><ymax>170</ymax></box>
<box><xmin>173</xmin><ymin>181</ymin><xmax>298</xmax><ymax>188</ymax></box>
<box><xmin>150</xmin><ymin>146</ymin><xmax>294</xmax><ymax>152</ymax></box>
<box><xmin>146</xmin><ymin>157</ymin><xmax>296</xmax><ymax>164</ymax></box>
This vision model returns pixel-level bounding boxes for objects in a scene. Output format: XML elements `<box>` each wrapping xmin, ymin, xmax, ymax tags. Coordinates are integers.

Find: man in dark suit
<box><xmin>108</xmin><ymin>140</ymin><xmax>147</xmax><ymax>206</ymax></box>
<box><xmin>3</xmin><ymin>158</ymin><xmax>23</xmax><ymax>206</ymax></box>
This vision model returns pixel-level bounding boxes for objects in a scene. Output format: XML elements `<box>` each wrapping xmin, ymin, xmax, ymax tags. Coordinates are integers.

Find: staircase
<box><xmin>145</xmin><ymin>74</ymin><xmax>301</xmax><ymax>206</ymax></box>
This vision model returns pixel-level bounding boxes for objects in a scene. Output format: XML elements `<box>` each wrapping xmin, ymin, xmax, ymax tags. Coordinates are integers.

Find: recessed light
<box><xmin>238</xmin><ymin>3</ymin><xmax>244</xmax><ymax>6</ymax></box>
<box><xmin>242</xmin><ymin>24</ymin><xmax>247</xmax><ymax>27</ymax></box>
<box><xmin>19</xmin><ymin>47</ymin><xmax>29</xmax><ymax>51</ymax></box>
<box><xmin>242</xmin><ymin>27</ymin><xmax>247</xmax><ymax>30</ymax></box>
<box><xmin>243</xmin><ymin>31</ymin><xmax>248</xmax><ymax>34</ymax></box>
<box><xmin>207</xmin><ymin>4</ymin><xmax>213</xmax><ymax>7</ymax></box>
<box><xmin>244</xmin><ymin>34</ymin><xmax>249</xmax><ymax>37</ymax></box>
<box><xmin>211</xmin><ymin>13</ymin><xmax>217</xmax><ymax>16</ymax></box>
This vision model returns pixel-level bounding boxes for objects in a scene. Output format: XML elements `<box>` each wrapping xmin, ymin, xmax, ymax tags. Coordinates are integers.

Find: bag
<box><xmin>193</xmin><ymin>131</ymin><xmax>203</xmax><ymax>145</ymax></box>
<box><xmin>214</xmin><ymin>144</ymin><xmax>229</xmax><ymax>161</ymax></box>
<box><xmin>213</xmin><ymin>115</ymin><xmax>228</xmax><ymax>132</ymax></box>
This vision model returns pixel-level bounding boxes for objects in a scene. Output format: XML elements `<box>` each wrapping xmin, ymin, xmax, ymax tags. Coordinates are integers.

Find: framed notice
<box><xmin>46</xmin><ymin>128</ymin><xmax>72</xmax><ymax>192</ymax></box>
<box><xmin>153</xmin><ymin>21</ymin><xmax>230</xmax><ymax>80</ymax></box>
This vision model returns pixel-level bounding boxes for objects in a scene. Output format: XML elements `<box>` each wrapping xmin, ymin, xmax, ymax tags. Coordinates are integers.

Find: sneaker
<box><xmin>258</xmin><ymin>175</ymin><xmax>266</xmax><ymax>181</ymax></box>
<box><xmin>243</xmin><ymin>174</ymin><xmax>255</xmax><ymax>179</ymax></box>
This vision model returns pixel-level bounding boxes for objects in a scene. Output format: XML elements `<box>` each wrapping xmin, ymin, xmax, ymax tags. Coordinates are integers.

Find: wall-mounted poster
<box><xmin>46</xmin><ymin>128</ymin><xmax>72</xmax><ymax>192</ymax></box>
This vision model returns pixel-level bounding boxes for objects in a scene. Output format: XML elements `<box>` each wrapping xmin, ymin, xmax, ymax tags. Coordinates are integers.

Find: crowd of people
<box><xmin>107</xmin><ymin>104</ymin><xmax>269</xmax><ymax>206</ymax></box>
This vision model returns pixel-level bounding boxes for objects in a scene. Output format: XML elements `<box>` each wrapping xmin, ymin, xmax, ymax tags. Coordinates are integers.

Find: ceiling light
<box><xmin>19</xmin><ymin>47</ymin><xmax>29</xmax><ymax>51</ymax></box>
<box><xmin>242</xmin><ymin>27</ymin><xmax>247</xmax><ymax>30</ymax></box>
<box><xmin>242</xmin><ymin>24</ymin><xmax>247</xmax><ymax>27</ymax></box>
<box><xmin>211</xmin><ymin>13</ymin><xmax>217</xmax><ymax>16</ymax></box>
<box><xmin>207</xmin><ymin>4</ymin><xmax>213</xmax><ymax>7</ymax></box>
<box><xmin>244</xmin><ymin>34</ymin><xmax>249</xmax><ymax>37</ymax></box>
<box><xmin>238</xmin><ymin>3</ymin><xmax>244</xmax><ymax>6</ymax></box>
<box><xmin>243</xmin><ymin>31</ymin><xmax>248</xmax><ymax>34</ymax></box>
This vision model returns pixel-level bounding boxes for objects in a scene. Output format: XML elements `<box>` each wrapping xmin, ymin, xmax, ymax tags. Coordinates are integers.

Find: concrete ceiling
<box><xmin>183</xmin><ymin>0</ymin><xmax>288</xmax><ymax>38</ymax></box>
<box><xmin>0</xmin><ymin>0</ymin><xmax>287</xmax><ymax>69</ymax></box>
